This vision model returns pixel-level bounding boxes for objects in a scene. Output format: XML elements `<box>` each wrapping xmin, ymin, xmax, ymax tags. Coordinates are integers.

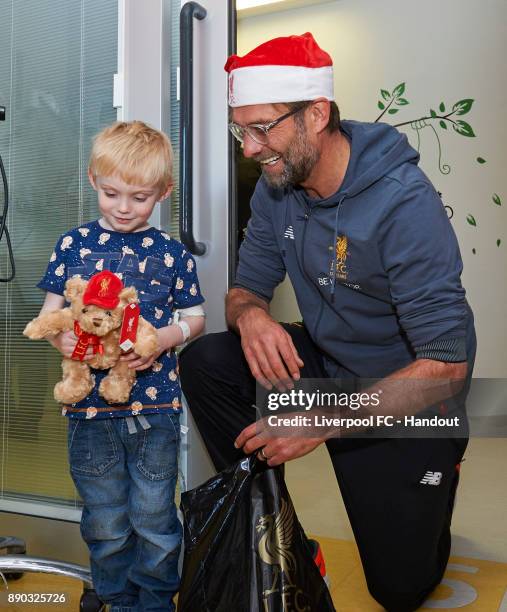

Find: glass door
<box><xmin>0</xmin><ymin>0</ymin><xmax>118</xmax><ymax>518</ymax></box>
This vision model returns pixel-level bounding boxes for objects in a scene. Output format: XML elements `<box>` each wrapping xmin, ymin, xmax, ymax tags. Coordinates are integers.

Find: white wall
<box><xmin>238</xmin><ymin>0</ymin><xmax>507</xmax><ymax>377</ymax></box>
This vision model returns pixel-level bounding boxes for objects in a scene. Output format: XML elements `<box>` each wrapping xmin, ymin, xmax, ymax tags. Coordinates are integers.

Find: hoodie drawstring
<box><xmin>281</xmin><ymin>193</ymin><xmax>291</xmax><ymax>257</ymax></box>
<box><xmin>331</xmin><ymin>195</ymin><xmax>348</xmax><ymax>302</ymax></box>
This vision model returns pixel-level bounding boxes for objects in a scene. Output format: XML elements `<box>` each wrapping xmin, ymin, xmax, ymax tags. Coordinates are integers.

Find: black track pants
<box><xmin>180</xmin><ymin>325</ymin><xmax>467</xmax><ymax>612</ymax></box>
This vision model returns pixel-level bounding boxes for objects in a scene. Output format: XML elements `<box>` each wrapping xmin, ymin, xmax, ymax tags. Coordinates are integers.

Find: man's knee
<box><xmin>180</xmin><ymin>331</ymin><xmax>239</xmax><ymax>378</ymax></box>
<box><xmin>367</xmin><ymin>575</ymin><xmax>439</xmax><ymax>612</ymax></box>
<box><xmin>179</xmin><ymin>332</ymin><xmax>243</xmax><ymax>391</ymax></box>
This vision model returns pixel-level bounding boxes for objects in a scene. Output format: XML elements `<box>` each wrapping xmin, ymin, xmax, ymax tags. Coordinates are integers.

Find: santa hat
<box><xmin>83</xmin><ymin>271</ymin><xmax>124</xmax><ymax>309</ymax></box>
<box><xmin>224</xmin><ymin>33</ymin><xmax>334</xmax><ymax>108</ymax></box>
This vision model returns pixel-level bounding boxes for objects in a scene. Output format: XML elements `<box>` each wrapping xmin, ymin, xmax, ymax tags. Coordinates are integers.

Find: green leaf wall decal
<box><xmin>497</xmin><ymin>239</ymin><xmax>502</xmax><ymax>247</ymax></box>
<box><xmin>452</xmin><ymin>99</ymin><xmax>474</xmax><ymax>115</ymax></box>
<box><xmin>396</xmin><ymin>98</ymin><xmax>409</xmax><ymax>105</ymax></box>
<box><xmin>467</xmin><ymin>214</ymin><xmax>477</xmax><ymax>226</ymax></box>
<box><xmin>388</xmin><ymin>109</ymin><xmax>399</xmax><ymax>114</ymax></box>
<box><xmin>453</xmin><ymin>120</ymin><xmax>475</xmax><ymax>137</ymax></box>
<box><xmin>493</xmin><ymin>194</ymin><xmax>502</xmax><ymax>206</ymax></box>
<box><xmin>477</xmin><ymin>157</ymin><xmax>486</xmax><ymax>164</ymax></box>
<box><xmin>392</xmin><ymin>83</ymin><xmax>405</xmax><ymax>97</ymax></box>
<box><xmin>439</xmin><ymin>102</ymin><xmax>446</xmax><ymax>112</ymax></box>
<box><xmin>378</xmin><ymin>101</ymin><xmax>385</xmax><ymax>110</ymax></box>
<box><xmin>440</xmin><ymin>121</ymin><xmax>447</xmax><ymax>129</ymax></box>
<box><xmin>430</xmin><ymin>109</ymin><xmax>437</xmax><ymax>118</ymax></box>
<box><xmin>381</xmin><ymin>89</ymin><xmax>390</xmax><ymax>101</ymax></box>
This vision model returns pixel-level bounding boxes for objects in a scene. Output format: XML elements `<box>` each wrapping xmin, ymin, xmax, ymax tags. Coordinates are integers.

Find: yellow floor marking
<box><xmin>318</xmin><ymin>537</ymin><xmax>507</xmax><ymax>611</ymax></box>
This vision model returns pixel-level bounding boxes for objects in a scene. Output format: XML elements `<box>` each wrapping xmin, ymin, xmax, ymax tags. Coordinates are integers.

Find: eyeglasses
<box><xmin>228</xmin><ymin>106</ymin><xmax>304</xmax><ymax>145</ymax></box>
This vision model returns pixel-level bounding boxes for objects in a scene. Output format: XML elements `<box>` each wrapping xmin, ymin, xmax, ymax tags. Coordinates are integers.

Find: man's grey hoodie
<box><xmin>235</xmin><ymin>120</ymin><xmax>476</xmax><ymax>379</ymax></box>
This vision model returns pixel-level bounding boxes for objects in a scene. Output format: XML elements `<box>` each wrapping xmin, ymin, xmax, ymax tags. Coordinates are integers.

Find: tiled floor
<box><xmin>318</xmin><ymin>537</ymin><xmax>507</xmax><ymax>611</ymax></box>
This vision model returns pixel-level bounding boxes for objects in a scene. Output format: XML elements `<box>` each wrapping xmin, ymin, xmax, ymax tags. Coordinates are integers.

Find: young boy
<box><xmin>36</xmin><ymin>121</ymin><xmax>205</xmax><ymax>611</ymax></box>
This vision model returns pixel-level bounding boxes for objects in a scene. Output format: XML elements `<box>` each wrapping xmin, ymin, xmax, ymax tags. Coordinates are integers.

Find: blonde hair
<box><xmin>89</xmin><ymin>121</ymin><xmax>173</xmax><ymax>194</ymax></box>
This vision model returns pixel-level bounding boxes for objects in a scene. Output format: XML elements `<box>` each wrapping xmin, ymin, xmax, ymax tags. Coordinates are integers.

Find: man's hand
<box><xmin>237</xmin><ymin>307</ymin><xmax>304</xmax><ymax>391</ymax></box>
<box><xmin>234</xmin><ymin>420</ymin><xmax>324</xmax><ymax>466</ymax></box>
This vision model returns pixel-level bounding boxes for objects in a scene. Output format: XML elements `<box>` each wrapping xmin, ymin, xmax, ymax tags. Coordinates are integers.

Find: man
<box><xmin>180</xmin><ymin>33</ymin><xmax>476</xmax><ymax>611</ymax></box>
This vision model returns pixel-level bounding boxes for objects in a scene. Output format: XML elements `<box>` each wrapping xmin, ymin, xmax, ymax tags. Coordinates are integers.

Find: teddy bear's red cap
<box><xmin>83</xmin><ymin>271</ymin><xmax>124</xmax><ymax>309</ymax></box>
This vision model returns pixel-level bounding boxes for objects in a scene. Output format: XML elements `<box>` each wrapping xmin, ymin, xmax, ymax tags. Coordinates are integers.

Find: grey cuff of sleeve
<box><xmin>231</xmin><ymin>282</ymin><xmax>270</xmax><ymax>303</ymax></box>
<box><xmin>415</xmin><ymin>336</ymin><xmax>467</xmax><ymax>362</ymax></box>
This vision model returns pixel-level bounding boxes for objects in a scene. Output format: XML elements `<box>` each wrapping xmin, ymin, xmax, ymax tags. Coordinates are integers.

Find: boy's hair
<box><xmin>89</xmin><ymin>121</ymin><xmax>173</xmax><ymax>194</ymax></box>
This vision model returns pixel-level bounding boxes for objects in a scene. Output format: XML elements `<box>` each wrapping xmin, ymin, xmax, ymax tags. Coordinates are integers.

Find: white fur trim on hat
<box><xmin>228</xmin><ymin>65</ymin><xmax>334</xmax><ymax>107</ymax></box>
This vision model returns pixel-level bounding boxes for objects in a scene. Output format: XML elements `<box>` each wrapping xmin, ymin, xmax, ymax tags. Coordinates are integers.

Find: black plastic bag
<box><xmin>178</xmin><ymin>455</ymin><xmax>335</xmax><ymax>612</ymax></box>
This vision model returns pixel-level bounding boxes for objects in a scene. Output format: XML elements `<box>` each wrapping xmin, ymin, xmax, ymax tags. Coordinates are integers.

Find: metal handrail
<box><xmin>0</xmin><ymin>555</ymin><xmax>92</xmax><ymax>588</ymax></box>
<box><xmin>179</xmin><ymin>1</ymin><xmax>207</xmax><ymax>256</ymax></box>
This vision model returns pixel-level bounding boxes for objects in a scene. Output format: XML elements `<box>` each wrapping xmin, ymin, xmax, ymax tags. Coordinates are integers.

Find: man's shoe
<box><xmin>308</xmin><ymin>538</ymin><xmax>330</xmax><ymax>587</ymax></box>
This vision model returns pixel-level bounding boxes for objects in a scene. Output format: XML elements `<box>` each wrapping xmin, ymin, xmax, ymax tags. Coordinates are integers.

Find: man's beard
<box><xmin>257</xmin><ymin>122</ymin><xmax>319</xmax><ymax>189</ymax></box>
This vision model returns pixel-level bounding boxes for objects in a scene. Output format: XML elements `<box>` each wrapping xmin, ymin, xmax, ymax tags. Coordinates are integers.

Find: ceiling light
<box><xmin>236</xmin><ymin>0</ymin><xmax>286</xmax><ymax>10</ymax></box>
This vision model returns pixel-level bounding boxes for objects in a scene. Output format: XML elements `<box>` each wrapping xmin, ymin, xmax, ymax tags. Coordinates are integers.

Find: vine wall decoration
<box><xmin>374</xmin><ymin>83</ymin><xmax>503</xmax><ymax>254</ymax></box>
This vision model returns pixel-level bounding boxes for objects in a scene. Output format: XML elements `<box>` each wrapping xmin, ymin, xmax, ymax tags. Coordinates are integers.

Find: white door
<box><xmin>173</xmin><ymin>0</ymin><xmax>235</xmax><ymax>489</ymax></box>
<box><xmin>117</xmin><ymin>0</ymin><xmax>235</xmax><ymax>490</ymax></box>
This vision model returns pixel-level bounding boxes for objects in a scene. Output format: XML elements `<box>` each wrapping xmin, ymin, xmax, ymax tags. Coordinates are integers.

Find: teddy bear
<box><xmin>23</xmin><ymin>270</ymin><xmax>159</xmax><ymax>405</ymax></box>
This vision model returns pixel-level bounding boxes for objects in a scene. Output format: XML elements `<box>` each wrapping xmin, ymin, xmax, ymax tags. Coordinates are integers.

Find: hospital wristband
<box><xmin>176</xmin><ymin>320</ymin><xmax>191</xmax><ymax>344</ymax></box>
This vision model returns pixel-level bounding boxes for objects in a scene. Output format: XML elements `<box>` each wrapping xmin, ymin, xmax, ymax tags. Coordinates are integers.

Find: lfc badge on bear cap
<box><xmin>83</xmin><ymin>270</ymin><xmax>124</xmax><ymax>309</ymax></box>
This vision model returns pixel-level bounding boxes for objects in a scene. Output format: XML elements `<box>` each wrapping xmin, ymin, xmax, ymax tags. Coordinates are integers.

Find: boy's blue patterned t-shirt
<box><xmin>37</xmin><ymin>220</ymin><xmax>204</xmax><ymax>420</ymax></box>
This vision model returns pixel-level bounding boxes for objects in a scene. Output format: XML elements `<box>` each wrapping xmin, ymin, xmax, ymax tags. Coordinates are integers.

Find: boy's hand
<box><xmin>120</xmin><ymin>326</ymin><xmax>183</xmax><ymax>371</ymax></box>
<box><xmin>120</xmin><ymin>349</ymin><xmax>162</xmax><ymax>371</ymax></box>
<box><xmin>48</xmin><ymin>330</ymin><xmax>95</xmax><ymax>360</ymax></box>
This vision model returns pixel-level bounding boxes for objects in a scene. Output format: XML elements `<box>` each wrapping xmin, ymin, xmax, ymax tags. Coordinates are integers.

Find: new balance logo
<box><xmin>420</xmin><ymin>471</ymin><xmax>443</xmax><ymax>486</ymax></box>
<box><xmin>284</xmin><ymin>225</ymin><xmax>295</xmax><ymax>240</ymax></box>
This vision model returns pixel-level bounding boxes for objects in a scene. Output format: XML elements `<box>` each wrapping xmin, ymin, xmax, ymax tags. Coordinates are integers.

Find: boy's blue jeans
<box><xmin>68</xmin><ymin>413</ymin><xmax>181</xmax><ymax>612</ymax></box>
